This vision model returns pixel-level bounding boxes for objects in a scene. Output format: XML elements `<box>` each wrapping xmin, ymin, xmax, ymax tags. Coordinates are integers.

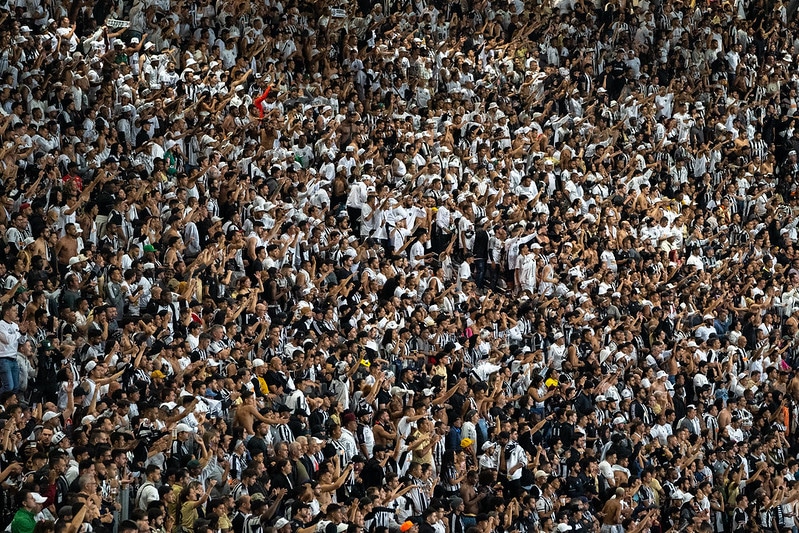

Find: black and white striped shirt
<box><xmin>750</xmin><ymin>138</ymin><xmax>768</xmax><ymax>160</ymax></box>
<box><xmin>274</xmin><ymin>423</ymin><xmax>295</xmax><ymax>444</ymax></box>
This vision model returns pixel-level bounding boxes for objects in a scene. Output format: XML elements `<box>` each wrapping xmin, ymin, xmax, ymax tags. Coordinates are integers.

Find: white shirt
<box><xmin>726</xmin><ymin>425</ymin><xmax>745</xmax><ymax>443</ymax></box>
<box><xmin>650</xmin><ymin>423</ymin><xmax>672</xmax><ymax>445</ymax></box>
<box><xmin>505</xmin><ymin>441</ymin><xmax>528</xmax><ymax>481</ymax></box>
<box><xmin>409</xmin><ymin>240</ymin><xmax>426</xmax><ymax>268</ymax></box>
<box><xmin>347</xmin><ymin>180</ymin><xmax>368</xmax><ymax>209</ymax></box>
<box><xmin>517</xmin><ymin>253</ymin><xmax>537</xmax><ymax>290</ymax></box>
<box><xmin>598</xmin><ymin>459</ymin><xmax>615</xmax><ymax>484</ymax></box>
<box><xmin>0</xmin><ymin>319</ymin><xmax>21</xmax><ymax>359</ymax></box>
<box><xmin>686</xmin><ymin>254</ymin><xmax>704</xmax><ymax>270</ymax></box>
<box><xmin>136</xmin><ymin>481</ymin><xmax>160</xmax><ymax>510</ymax></box>
<box><xmin>601</xmin><ymin>249</ymin><xmax>618</xmax><ymax>273</ymax></box>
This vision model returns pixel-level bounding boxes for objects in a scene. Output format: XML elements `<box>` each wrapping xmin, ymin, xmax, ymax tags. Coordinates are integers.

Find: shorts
<box><xmin>601</xmin><ymin>525</ymin><xmax>624</xmax><ymax>533</ymax></box>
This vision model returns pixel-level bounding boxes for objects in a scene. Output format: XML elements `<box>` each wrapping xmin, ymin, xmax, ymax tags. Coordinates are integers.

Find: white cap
<box><xmin>175</xmin><ymin>423</ymin><xmax>193</xmax><ymax>433</ymax></box>
<box><xmin>85</xmin><ymin>360</ymin><xmax>97</xmax><ymax>372</ymax></box>
<box><xmin>253</xmin><ymin>358</ymin><xmax>265</xmax><ymax>368</ymax></box>
<box><xmin>30</xmin><ymin>492</ymin><xmax>47</xmax><ymax>504</ymax></box>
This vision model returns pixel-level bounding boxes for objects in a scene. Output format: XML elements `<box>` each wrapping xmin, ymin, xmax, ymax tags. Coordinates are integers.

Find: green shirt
<box><xmin>11</xmin><ymin>508</ymin><xmax>36</xmax><ymax>533</ymax></box>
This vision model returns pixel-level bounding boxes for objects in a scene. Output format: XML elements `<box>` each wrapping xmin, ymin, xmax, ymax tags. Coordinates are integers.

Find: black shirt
<box><xmin>473</xmin><ymin>228</ymin><xmax>489</xmax><ymax>259</ymax></box>
<box><xmin>247</xmin><ymin>435</ymin><xmax>268</xmax><ymax>458</ymax></box>
<box><xmin>361</xmin><ymin>458</ymin><xmax>385</xmax><ymax>488</ymax></box>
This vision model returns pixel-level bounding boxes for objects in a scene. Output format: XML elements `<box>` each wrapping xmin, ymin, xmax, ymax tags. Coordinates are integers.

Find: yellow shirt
<box><xmin>256</xmin><ymin>376</ymin><xmax>269</xmax><ymax>395</ymax></box>
<box><xmin>181</xmin><ymin>501</ymin><xmax>198</xmax><ymax>533</ymax></box>
<box><xmin>411</xmin><ymin>430</ymin><xmax>433</xmax><ymax>465</ymax></box>
<box><xmin>168</xmin><ymin>483</ymin><xmax>183</xmax><ymax>529</ymax></box>
<box><xmin>649</xmin><ymin>479</ymin><xmax>663</xmax><ymax>506</ymax></box>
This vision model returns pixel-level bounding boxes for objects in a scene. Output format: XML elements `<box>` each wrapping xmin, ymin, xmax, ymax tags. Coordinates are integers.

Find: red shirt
<box><xmin>63</xmin><ymin>173</ymin><xmax>83</xmax><ymax>191</ymax></box>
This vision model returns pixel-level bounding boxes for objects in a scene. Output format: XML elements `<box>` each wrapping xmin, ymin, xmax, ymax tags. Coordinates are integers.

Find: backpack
<box><xmin>135</xmin><ymin>481</ymin><xmax>155</xmax><ymax>511</ymax></box>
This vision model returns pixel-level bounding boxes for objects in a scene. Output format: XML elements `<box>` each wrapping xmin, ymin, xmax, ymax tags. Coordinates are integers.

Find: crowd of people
<box><xmin>3</xmin><ymin>0</ymin><xmax>799</xmax><ymax>532</ymax></box>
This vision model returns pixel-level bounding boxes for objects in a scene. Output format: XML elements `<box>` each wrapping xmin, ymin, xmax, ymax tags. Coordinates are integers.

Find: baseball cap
<box><xmin>42</xmin><ymin>411</ymin><xmax>60</xmax><ymax>422</ymax></box>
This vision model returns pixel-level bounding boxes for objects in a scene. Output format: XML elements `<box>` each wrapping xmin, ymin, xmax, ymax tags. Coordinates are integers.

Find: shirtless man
<box><xmin>232</xmin><ymin>390</ymin><xmax>282</xmax><ymax>433</ymax></box>
<box><xmin>788</xmin><ymin>371</ymin><xmax>799</xmax><ymax>401</ymax></box>
<box><xmin>373</xmin><ymin>409</ymin><xmax>398</xmax><ymax>447</ymax></box>
<box><xmin>30</xmin><ymin>227</ymin><xmax>54</xmax><ymax>269</ymax></box>
<box><xmin>460</xmin><ymin>470</ymin><xmax>487</xmax><ymax>517</ymax></box>
<box><xmin>601</xmin><ymin>487</ymin><xmax>630</xmax><ymax>533</ymax></box>
<box><xmin>55</xmin><ymin>223</ymin><xmax>81</xmax><ymax>275</ymax></box>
